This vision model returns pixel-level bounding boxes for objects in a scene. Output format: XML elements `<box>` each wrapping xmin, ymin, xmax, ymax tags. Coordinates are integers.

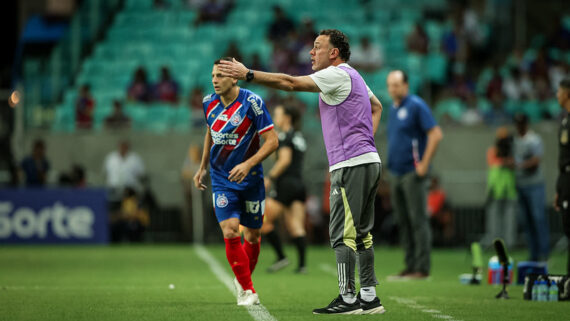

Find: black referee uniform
<box><xmin>557</xmin><ymin>112</ymin><xmax>570</xmax><ymax>275</ymax></box>
<box><xmin>271</xmin><ymin>129</ymin><xmax>306</xmax><ymax>205</ymax></box>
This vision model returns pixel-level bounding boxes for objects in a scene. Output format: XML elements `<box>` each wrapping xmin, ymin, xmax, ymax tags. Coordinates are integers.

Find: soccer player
<box><xmin>193</xmin><ymin>57</ymin><xmax>279</xmax><ymax>306</ymax></box>
<box><xmin>262</xmin><ymin>104</ymin><xmax>308</xmax><ymax>274</ymax></box>
<box><xmin>219</xmin><ymin>29</ymin><xmax>385</xmax><ymax>315</ymax></box>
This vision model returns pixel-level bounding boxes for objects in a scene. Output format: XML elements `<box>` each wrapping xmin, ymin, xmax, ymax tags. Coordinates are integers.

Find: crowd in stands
<box><xmin>68</xmin><ymin>1</ymin><xmax>569</xmax><ymax>131</ymax></box>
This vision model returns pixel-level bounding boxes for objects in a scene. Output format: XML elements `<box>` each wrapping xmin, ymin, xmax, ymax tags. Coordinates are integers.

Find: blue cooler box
<box><xmin>517</xmin><ymin>261</ymin><xmax>547</xmax><ymax>285</ymax></box>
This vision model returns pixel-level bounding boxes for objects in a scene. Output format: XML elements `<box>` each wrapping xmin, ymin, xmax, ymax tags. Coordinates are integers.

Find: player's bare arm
<box><xmin>194</xmin><ymin>127</ymin><xmax>212</xmax><ymax>190</ymax></box>
<box><xmin>228</xmin><ymin>128</ymin><xmax>279</xmax><ymax>183</ymax></box>
<box><xmin>370</xmin><ymin>95</ymin><xmax>383</xmax><ymax>134</ymax></box>
<box><xmin>416</xmin><ymin>126</ymin><xmax>443</xmax><ymax>177</ymax></box>
<box><xmin>218</xmin><ymin>59</ymin><xmax>320</xmax><ymax>93</ymax></box>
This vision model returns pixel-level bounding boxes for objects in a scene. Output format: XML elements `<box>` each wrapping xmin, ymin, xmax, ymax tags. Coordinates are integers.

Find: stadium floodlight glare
<box><xmin>493</xmin><ymin>238</ymin><xmax>510</xmax><ymax>299</ymax></box>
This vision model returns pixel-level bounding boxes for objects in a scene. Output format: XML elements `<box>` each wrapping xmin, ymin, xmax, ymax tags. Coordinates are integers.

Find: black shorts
<box><xmin>271</xmin><ymin>177</ymin><xmax>306</xmax><ymax>206</ymax></box>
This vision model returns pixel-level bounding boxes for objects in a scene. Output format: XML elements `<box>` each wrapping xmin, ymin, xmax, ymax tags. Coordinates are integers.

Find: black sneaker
<box><xmin>357</xmin><ymin>293</ymin><xmax>386</xmax><ymax>314</ymax></box>
<box><xmin>312</xmin><ymin>295</ymin><xmax>363</xmax><ymax>315</ymax></box>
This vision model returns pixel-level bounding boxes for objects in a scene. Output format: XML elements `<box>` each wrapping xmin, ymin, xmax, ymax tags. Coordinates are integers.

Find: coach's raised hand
<box><xmin>218</xmin><ymin>58</ymin><xmax>248</xmax><ymax>80</ymax></box>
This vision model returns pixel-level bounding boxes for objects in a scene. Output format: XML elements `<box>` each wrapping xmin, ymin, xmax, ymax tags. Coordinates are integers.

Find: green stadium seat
<box><xmin>434</xmin><ymin>98</ymin><xmax>466</xmax><ymax>121</ymax></box>
<box><xmin>425</xmin><ymin>52</ymin><xmax>447</xmax><ymax>85</ymax></box>
<box><xmin>477</xmin><ymin>98</ymin><xmax>492</xmax><ymax>113</ymax></box>
<box><xmin>542</xmin><ymin>99</ymin><xmax>561</xmax><ymax>118</ymax></box>
<box><xmin>521</xmin><ymin>100</ymin><xmax>541</xmax><ymax>122</ymax></box>
<box><xmin>52</xmin><ymin>104</ymin><xmax>76</xmax><ymax>132</ymax></box>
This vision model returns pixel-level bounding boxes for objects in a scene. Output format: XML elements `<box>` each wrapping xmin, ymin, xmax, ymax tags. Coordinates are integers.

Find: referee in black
<box><xmin>262</xmin><ymin>104</ymin><xmax>308</xmax><ymax>274</ymax></box>
<box><xmin>555</xmin><ymin>77</ymin><xmax>570</xmax><ymax>275</ymax></box>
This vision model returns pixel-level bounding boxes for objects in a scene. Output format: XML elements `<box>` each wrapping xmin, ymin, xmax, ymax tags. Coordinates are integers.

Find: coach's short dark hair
<box><xmin>214</xmin><ymin>57</ymin><xmax>233</xmax><ymax>65</ymax></box>
<box><xmin>561</xmin><ymin>78</ymin><xmax>570</xmax><ymax>90</ymax></box>
<box><xmin>319</xmin><ymin>29</ymin><xmax>351</xmax><ymax>62</ymax></box>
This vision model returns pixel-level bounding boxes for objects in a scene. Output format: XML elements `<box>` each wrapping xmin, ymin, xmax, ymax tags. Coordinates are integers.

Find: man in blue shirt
<box><xmin>386</xmin><ymin>70</ymin><xmax>443</xmax><ymax>279</ymax></box>
<box><xmin>194</xmin><ymin>57</ymin><xmax>279</xmax><ymax>306</ymax></box>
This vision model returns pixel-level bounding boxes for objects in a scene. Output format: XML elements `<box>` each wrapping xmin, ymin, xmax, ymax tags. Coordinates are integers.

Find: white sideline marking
<box><xmin>390</xmin><ymin>296</ymin><xmax>462</xmax><ymax>321</ymax></box>
<box><xmin>317</xmin><ymin>265</ymin><xmax>459</xmax><ymax>321</ymax></box>
<box><xmin>194</xmin><ymin>245</ymin><xmax>277</xmax><ymax>321</ymax></box>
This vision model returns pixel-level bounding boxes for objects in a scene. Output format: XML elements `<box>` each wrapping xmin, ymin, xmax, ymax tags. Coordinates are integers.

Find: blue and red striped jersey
<box><xmin>203</xmin><ymin>88</ymin><xmax>274</xmax><ymax>190</ymax></box>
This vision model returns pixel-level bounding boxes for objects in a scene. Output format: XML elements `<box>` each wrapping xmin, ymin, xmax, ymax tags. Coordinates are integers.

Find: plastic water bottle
<box><xmin>538</xmin><ymin>280</ymin><xmax>548</xmax><ymax>302</ymax></box>
<box><xmin>549</xmin><ymin>281</ymin><xmax>559</xmax><ymax>302</ymax></box>
<box><xmin>532</xmin><ymin>280</ymin><xmax>539</xmax><ymax>301</ymax></box>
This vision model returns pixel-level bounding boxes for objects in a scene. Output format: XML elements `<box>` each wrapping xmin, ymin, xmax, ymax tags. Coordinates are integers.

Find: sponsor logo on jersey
<box><xmin>561</xmin><ymin>129</ymin><xmax>568</xmax><ymax>145</ymax></box>
<box><xmin>216</xmin><ymin>194</ymin><xmax>229</xmax><ymax>208</ymax></box>
<box><xmin>247</xmin><ymin>95</ymin><xmax>263</xmax><ymax>116</ymax></box>
<box><xmin>219</xmin><ymin>114</ymin><xmax>228</xmax><ymax>121</ymax></box>
<box><xmin>211</xmin><ymin>131</ymin><xmax>238</xmax><ymax>145</ymax></box>
<box><xmin>230</xmin><ymin>113</ymin><xmax>242</xmax><ymax>126</ymax></box>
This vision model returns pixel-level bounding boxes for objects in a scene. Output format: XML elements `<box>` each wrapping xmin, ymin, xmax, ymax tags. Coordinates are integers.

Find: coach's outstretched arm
<box><xmin>219</xmin><ymin>59</ymin><xmax>320</xmax><ymax>93</ymax></box>
<box><xmin>228</xmin><ymin>129</ymin><xmax>279</xmax><ymax>184</ymax></box>
<box><xmin>194</xmin><ymin>127</ymin><xmax>213</xmax><ymax>190</ymax></box>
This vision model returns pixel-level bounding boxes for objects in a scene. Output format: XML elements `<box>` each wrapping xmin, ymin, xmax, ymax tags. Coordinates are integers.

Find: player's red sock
<box><xmin>243</xmin><ymin>238</ymin><xmax>261</xmax><ymax>273</ymax></box>
<box><xmin>224</xmin><ymin>237</ymin><xmax>255</xmax><ymax>292</ymax></box>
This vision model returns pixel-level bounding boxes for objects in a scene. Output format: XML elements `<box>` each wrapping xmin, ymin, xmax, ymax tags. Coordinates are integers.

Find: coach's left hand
<box><xmin>218</xmin><ymin>58</ymin><xmax>248</xmax><ymax>80</ymax></box>
<box><xmin>229</xmin><ymin>161</ymin><xmax>252</xmax><ymax>183</ymax></box>
<box><xmin>415</xmin><ymin>161</ymin><xmax>428</xmax><ymax>177</ymax></box>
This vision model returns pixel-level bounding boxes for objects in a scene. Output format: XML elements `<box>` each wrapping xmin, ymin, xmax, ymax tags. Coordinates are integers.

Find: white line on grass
<box><xmin>318</xmin><ymin>264</ymin><xmax>460</xmax><ymax>320</ymax></box>
<box><xmin>194</xmin><ymin>244</ymin><xmax>278</xmax><ymax>321</ymax></box>
<box><xmin>390</xmin><ymin>296</ymin><xmax>462</xmax><ymax>321</ymax></box>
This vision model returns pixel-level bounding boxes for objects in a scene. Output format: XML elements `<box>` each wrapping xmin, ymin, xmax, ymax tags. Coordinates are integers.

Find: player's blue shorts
<box><xmin>212</xmin><ymin>183</ymin><xmax>265</xmax><ymax>229</ymax></box>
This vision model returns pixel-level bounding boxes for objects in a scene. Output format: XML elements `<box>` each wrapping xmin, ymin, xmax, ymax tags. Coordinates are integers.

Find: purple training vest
<box><xmin>318</xmin><ymin>65</ymin><xmax>377</xmax><ymax>167</ymax></box>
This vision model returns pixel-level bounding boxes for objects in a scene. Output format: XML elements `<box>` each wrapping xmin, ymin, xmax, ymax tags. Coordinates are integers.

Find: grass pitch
<box><xmin>0</xmin><ymin>244</ymin><xmax>567</xmax><ymax>321</ymax></box>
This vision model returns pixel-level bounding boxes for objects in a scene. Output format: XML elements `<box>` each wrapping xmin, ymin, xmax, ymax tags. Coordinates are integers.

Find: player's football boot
<box><xmin>233</xmin><ymin>278</ymin><xmax>245</xmax><ymax>304</ymax></box>
<box><xmin>237</xmin><ymin>290</ymin><xmax>260</xmax><ymax>306</ymax></box>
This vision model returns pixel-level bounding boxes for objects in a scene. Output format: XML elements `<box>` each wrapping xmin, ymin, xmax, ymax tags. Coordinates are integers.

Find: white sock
<box><xmin>341</xmin><ymin>293</ymin><xmax>357</xmax><ymax>304</ymax></box>
<box><xmin>360</xmin><ymin>286</ymin><xmax>376</xmax><ymax>302</ymax></box>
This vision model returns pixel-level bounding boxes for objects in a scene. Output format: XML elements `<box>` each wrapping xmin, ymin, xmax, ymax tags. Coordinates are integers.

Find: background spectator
<box><xmin>407</xmin><ymin>23</ymin><xmax>429</xmax><ymax>55</ymax></box>
<box><xmin>76</xmin><ymin>84</ymin><xmax>95</xmax><ymax>129</ymax></box>
<box><xmin>481</xmin><ymin>127</ymin><xmax>517</xmax><ymax>249</ymax></box>
<box><xmin>267</xmin><ymin>5</ymin><xmax>295</xmax><ymax>44</ymax></box>
<box><xmin>194</xmin><ymin>0</ymin><xmax>232</xmax><ymax>26</ymax></box>
<box><xmin>110</xmin><ymin>187</ymin><xmax>150</xmax><ymax>243</ymax></box>
<box><xmin>350</xmin><ymin>36</ymin><xmax>384</xmax><ymax>72</ymax></box>
<box><xmin>105</xmin><ymin>100</ymin><xmax>131</xmax><ymax>129</ymax></box>
<box><xmin>58</xmin><ymin>164</ymin><xmax>86</xmax><ymax>188</ymax></box>
<box><xmin>127</xmin><ymin>67</ymin><xmax>152</xmax><ymax>103</ymax></box>
<box><xmin>153</xmin><ymin>66</ymin><xmax>179</xmax><ymax>103</ymax></box>
<box><xmin>428</xmin><ymin>176</ymin><xmax>454</xmax><ymax>246</ymax></box>
<box><xmin>513</xmin><ymin>114</ymin><xmax>549</xmax><ymax>261</ymax></box>
<box><xmin>103</xmin><ymin>140</ymin><xmax>146</xmax><ymax>203</ymax></box>
<box><xmin>20</xmin><ymin>139</ymin><xmax>50</xmax><ymax>187</ymax></box>
<box><xmin>223</xmin><ymin>42</ymin><xmax>243</xmax><ymax>62</ymax></box>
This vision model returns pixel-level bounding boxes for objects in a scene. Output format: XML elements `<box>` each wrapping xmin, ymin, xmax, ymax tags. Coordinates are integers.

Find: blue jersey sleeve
<box><xmin>415</xmin><ymin>99</ymin><xmax>437</xmax><ymax>132</ymax></box>
<box><xmin>248</xmin><ymin>93</ymin><xmax>274</xmax><ymax>134</ymax></box>
<box><xmin>202</xmin><ymin>94</ymin><xmax>215</xmax><ymax>122</ymax></box>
